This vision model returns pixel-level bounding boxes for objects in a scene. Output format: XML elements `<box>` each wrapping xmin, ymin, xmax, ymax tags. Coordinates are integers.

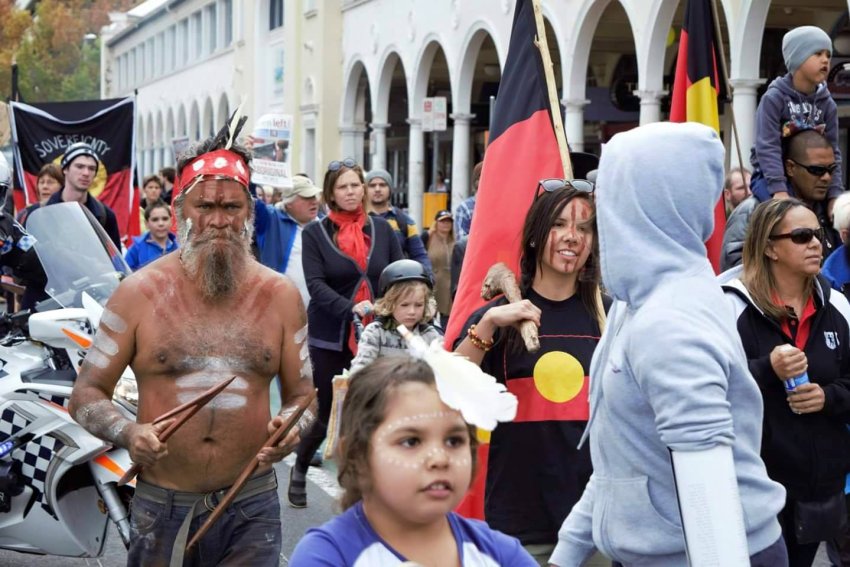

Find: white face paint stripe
<box><xmin>93</xmin><ymin>332</ymin><xmax>119</xmax><ymax>356</ymax></box>
<box><xmin>100</xmin><ymin>309</ymin><xmax>128</xmax><ymax>334</ymax></box>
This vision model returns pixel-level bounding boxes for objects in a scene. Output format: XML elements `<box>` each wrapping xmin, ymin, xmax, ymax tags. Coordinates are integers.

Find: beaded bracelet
<box><xmin>467</xmin><ymin>324</ymin><xmax>495</xmax><ymax>352</ymax></box>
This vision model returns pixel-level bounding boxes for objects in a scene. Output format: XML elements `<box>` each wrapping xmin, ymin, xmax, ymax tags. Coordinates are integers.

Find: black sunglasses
<box><xmin>328</xmin><ymin>158</ymin><xmax>357</xmax><ymax>172</ymax></box>
<box><xmin>768</xmin><ymin>227</ymin><xmax>825</xmax><ymax>245</ymax></box>
<box><xmin>535</xmin><ymin>178</ymin><xmax>595</xmax><ymax>200</ymax></box>
<box><xmin>789</xmin><ymin>159</ymin><xmax>838</xmax><ymax>177</ymax></box>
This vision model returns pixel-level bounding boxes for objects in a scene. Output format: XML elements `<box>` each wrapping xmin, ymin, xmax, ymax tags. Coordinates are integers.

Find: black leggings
<box><xmin>293</xmin><ymin>345</ymin><xmax>352</xmax><ymax>473</ymax></box>
<box><xmin>778</xmin><ymin>499</ymin><xmax>821</xmax><ymax>567</ymax></box>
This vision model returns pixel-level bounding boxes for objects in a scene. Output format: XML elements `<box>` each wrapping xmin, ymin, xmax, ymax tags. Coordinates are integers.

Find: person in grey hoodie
<box><xmin>550</xmin><ymin>122</ymin><xmax>787</xmax><ymax>567</ymax></box>
<box><xmin>749</xmin><ymin>26</ymin><xmax>843</xmax><ymax>202</ymax></box>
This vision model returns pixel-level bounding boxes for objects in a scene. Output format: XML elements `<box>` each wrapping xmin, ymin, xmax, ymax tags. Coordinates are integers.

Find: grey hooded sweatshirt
<box><xmin>550</xmin><ymin>122</ymin><xmax>785</xmax><ymax>566</ymax></box>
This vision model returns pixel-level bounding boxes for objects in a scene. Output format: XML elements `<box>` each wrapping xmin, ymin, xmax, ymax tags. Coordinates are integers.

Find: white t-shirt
<box><xmin>284</xmin><ymin>225</ymin><xmax>310</xmax><ymax>307</ymax></box>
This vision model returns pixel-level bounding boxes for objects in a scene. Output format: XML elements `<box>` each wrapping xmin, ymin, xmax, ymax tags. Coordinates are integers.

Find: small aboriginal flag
<box><xmin>445</xmin><ymin>0</ymin><xmax>566</xmax><ymax>519</ymax></box>
<box><xmin>10</xmin><ymin>97</ymin><xmax>136</xmax><ymax>241</ymax></box>
<box><xmin>669</xmin><ymin>0</ymin><xmax>728</xmax><ymax>272</ymax></box>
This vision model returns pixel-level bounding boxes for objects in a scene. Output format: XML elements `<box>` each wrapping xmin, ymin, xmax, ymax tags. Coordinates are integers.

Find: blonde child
<box><xmin>349</xmin><ymin>260</ymin><xmax>442</xmax><ymax>375</ymax></box>
<box><xmin>289</xmin><ymin>356</ymin><xmax>535</xmax><ymax>566</ymax></box>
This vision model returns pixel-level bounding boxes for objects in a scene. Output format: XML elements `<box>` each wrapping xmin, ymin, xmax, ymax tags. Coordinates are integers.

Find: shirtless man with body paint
<box><xmin>69</xmin><ymin>137</ymin><xmax>315</xmax><ymax>566</ymax></box>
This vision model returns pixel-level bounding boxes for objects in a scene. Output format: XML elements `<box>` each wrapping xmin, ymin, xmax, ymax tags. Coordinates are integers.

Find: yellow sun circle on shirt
<box><xmin>533</xmin><ymin>351</ymin><xmax>585</xmax><ymax>403</ymax></box>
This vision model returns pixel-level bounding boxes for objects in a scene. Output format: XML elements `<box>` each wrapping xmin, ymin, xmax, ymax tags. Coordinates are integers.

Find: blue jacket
<box><xmin>823</xmin><ymin>243</ymin><xmax>850</xmax><ymax>293</ymax></box>
<box><xmin>370</xmin><ymin>208</ymin><xmax>433</xmax><ymax>277</ymax></box>
<box><xmin>124</xmin><ymin>232</ymin><xmax>178</xmax><ymax>271</ymax></box>
<box><xmin>254</xmin><ymin>199</ymin><xmax>301</xmax><ymax>273</ymax></box>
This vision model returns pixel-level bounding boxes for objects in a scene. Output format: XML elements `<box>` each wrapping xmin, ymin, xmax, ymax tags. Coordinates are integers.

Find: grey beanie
<box><xmin>365</xmin><ymin>168</ymin><xmax>394</xmax><ymax>189</ymax></box>
<box><xmin>782</xmin><ymin>26</ymin><xmax>832</xmax><ymax>74</ymax></box>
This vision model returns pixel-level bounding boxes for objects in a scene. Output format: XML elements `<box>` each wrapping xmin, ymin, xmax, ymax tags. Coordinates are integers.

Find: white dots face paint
<box><xmin>92</xmin><ymin>331</ymin><xmax>119</xmax><ymax>357</ymax></box>
<box><xmin>372</xmin><ymin>411</ymin><xmax>471</xmax><ymax>470</ymax></box>
<box><xmin>100</xmin><ymin>309</ymin><xmax>128</xmax><ymax>334</ymax></box>
<box><xmin>192</xmin><ymin>159</ymin><xmax>205</xmax><ymax>172</ymax></box>
<box><xmin>213</xmin><ymin>156</ymin><xmax>228</xmax><ymax>168</ymax></box>
<box><xmin>85</xmin><ymin>349</ymin><xmax>111</xmax><ymax>369</ymax></box>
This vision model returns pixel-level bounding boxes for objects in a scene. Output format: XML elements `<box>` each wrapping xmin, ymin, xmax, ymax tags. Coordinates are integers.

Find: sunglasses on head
<box><xmin>789</xmin><ymin>159</ymin><xmax>838</xmax><ymax>177</ymax></box>
<box><xmin>535</xmin><ymin>178</ymin><xmax>595</xmax><ymax>201</ymax></box>
<box><xmin>327</xmin><ymin>158</ymin><xmax>357</xmax><ymax>172</ymax></box>
<box><xmin>768</xmin><ymin>227</ymin><xmax>825</xmax><ymax>245</ymax></box>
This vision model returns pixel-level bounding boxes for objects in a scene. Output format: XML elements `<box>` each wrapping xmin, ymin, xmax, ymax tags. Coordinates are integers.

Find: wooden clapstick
<box><xmin>116</xmin><ymin>376</ymin><xmax>236</xmax><ymax>487</ymax></box>
<box><xmin>185</xmin><ymin>389</ymin><xmax>317</xmax><ymax>551</ymax></box>
<box><xmin>481</xmin><ymin>262</ymin><xmax>540</xmax><ymax>352</ymax></box>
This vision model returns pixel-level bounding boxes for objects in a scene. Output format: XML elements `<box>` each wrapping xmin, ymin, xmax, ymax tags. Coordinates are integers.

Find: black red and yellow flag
<box><xmin>10</xmin><ymin>97</ymin><xmax>136</xmax><ymax>243</ymax></box>
<box><xmin>670</xmin><ymin>0</ymin><xmax>727</xmax><ymax>272</ymax></box>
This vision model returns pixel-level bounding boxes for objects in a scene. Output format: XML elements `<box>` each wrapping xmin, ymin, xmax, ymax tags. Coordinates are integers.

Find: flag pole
<box><xmin>531</xmin><ymin>0</ymin><xmax>573</xmax><ymax>180</ymax></box>
<box><xmin>709</xmin><ymin>0</ymin><xmax>746</xmax><ymax>169</ymax></box>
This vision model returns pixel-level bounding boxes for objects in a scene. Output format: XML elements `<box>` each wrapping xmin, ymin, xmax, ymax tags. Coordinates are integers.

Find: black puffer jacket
<box><xmin>724</xmin><ymin>276</ymin><xmax>850</xmax><ymax>501</ymax></box>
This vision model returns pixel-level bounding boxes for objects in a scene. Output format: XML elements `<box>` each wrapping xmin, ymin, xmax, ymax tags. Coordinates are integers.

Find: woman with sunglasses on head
<box><xmin>724</xmin><ymin>198</ymin><xmax>850</xmax><ymax>567</ymax></box>
<box><xmin>454</xmin><ymin>181</ymin><xmax>609</xmax><ymax>565</ymax></box>
<box><xmin>288</xmin><ymin>158</ymin><xmax>403</xmax><ymax>508</ymax></box>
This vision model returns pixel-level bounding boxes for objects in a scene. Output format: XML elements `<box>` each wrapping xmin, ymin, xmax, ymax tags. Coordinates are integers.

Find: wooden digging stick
<box><xmin>185</xmin><ymin>389</ymin><xmax>317</xmax><ymax>551</ymax></box>
<box><xmin>481</xmin><ymin>262</ymin><xmax>540</xmax><ymax>352</ymax></box>
<box><xmin>117</xmin><ymin>376</ymin><xmax>237</xmax><ymax>487</ymax></box>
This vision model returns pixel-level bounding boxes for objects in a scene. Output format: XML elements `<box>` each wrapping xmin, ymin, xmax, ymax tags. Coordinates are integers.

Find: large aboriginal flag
<box><xmin>446</xmin><ymin>0</ymin><xmax>566</xmax><ymax>519</ymax></box>
<box><xmin>670</xmin><ymin>0</ymin><xmax>727</xmax><ymax>272</ymax></box>
<box><xmin>10</xmin><ymin>97</ymin><xmax>136</xmax><ymax>240</ymax></box>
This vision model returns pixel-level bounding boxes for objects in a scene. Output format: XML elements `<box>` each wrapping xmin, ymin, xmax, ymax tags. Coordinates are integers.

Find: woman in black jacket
<box><xmin>724</xmin><ymin>198</ymin><xmax>850</xmax><ymax>567</ymax></box>
<box><xmin>287</xmin><ymin>158</ymin><xmax>402</xmax><ymax>507</ymax></box>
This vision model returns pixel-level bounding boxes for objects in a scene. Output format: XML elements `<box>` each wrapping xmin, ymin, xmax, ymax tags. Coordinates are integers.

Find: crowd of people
<box><xmin>0</xmin><ymin>21</ymin><xmax>837</xmax><ymax>567</ymax></box>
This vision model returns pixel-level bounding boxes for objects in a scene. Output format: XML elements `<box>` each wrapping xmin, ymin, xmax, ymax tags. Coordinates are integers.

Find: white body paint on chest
<box><xmin>175</xmin><ymin>370</ymin><xmax>250</xmax><ymax>409</ymax></box>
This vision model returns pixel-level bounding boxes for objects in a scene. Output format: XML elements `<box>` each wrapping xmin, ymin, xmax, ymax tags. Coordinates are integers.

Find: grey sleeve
<box><xmin>349</xmin><ymin>323</ymin><xmax>383</xmax><ymax>375</ymax></box>
<box><xmin>754</xmin><ymin>91</ymin><xmax>790</xmax><ymax>195</ymax></box>
<box><xmin>823</xmin><ymin>98</ymin><xmax>844</xmax><ymax>196</ymax></box>
<box><xmin>720</xmin><ymin>202</ymin><xmax>753</xmax><ymax>271</ymax></box>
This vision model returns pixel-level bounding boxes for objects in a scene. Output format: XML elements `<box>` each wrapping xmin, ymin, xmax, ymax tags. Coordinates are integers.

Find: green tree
<box><xmin>15</xmin><ymin>0</ymin><xmax>138</xmax><ymax>102</ymax></box>
<box><xmin>0</xmin><ymin>0</ymin><xmax>34</xmax><ymax>100</ymax></box>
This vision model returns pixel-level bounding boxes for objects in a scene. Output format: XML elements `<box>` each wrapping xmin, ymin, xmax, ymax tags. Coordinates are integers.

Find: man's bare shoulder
<box><xmin>110</xmin><ymin>254</ymin><xmax>183</xmax><ymax>313</ymax></box>
<box><xmin>249</xmin><ymin>259</ymin><xmax>300</xmax><ymax>300</ymax></box>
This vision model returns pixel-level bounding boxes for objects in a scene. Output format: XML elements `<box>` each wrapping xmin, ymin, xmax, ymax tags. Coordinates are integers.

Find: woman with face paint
<box><xmin>454</xmin><ymin>183</ymin><xmax>609</xmax><ymax>565</ymax></box>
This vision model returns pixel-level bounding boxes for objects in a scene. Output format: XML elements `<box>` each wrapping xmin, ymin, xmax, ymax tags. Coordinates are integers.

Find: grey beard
<box><xmin>178</xmin><ymin>219</ymin><xmax>252</xmax><ymax>300</ymax></box>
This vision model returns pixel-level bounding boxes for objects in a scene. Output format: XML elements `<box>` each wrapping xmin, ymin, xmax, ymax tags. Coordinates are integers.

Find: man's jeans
<box><xmin>127</xmin><ymin>471</ymin><xmax>281</xmax><ymax>567</ymax></box>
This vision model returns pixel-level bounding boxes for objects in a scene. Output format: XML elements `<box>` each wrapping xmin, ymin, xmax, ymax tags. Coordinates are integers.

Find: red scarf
<box><xmin>329</xmin><ymin>207</ymin><xmax>372</xmax><ymax>354</ymax></box>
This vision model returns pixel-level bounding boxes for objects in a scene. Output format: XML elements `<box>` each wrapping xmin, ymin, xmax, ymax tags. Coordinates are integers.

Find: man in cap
<box><xmin>44</xmin><ymin>141</ymin><xmax>121</xmax><ymax>248</ymax></box>
<box><xmin>365</xmin><ymin>168</ymin><xmax>432</xmax><ymax>277</ymax></box>
<box><xmin>69</xmin><ymin>132</ymin><xmax>316</xmax><ymax>566</ymax></box>
<box><xmin>254</xmin><ymin>175</ymin><xmax>322</xmax><ymax>305</ymax></box>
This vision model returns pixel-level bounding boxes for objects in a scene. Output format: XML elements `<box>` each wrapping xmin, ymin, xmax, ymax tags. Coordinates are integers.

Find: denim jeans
<box><xmin>127</xmin><ymin>473</ymin><xmax>281</xmax><ymax>567</ymax></box>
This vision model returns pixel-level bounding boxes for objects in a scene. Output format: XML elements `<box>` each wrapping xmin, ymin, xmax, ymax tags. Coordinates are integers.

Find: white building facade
<box><xmin>101</xmin><ymin>0</ymin><xmax>288</xmax><ymax>178</ymax></box>
<box><xmin>103</xmin><ymin>0</ymin><xmax>850</xmax><ymax>228</ymax></box>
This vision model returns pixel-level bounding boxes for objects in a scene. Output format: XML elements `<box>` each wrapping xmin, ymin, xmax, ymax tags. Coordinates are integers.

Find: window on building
<box><xmin>192</xmin><ymin>11</ymin><xmax>203</xmax><ymax>59</ymax></box>
<box><xmin>156</xmin><ymin>33</ymin><xmax>164</xmax><ymax>76</ymax></box>
<box><xmin>223</xmin><ymin>0</ymin><xmax>233</xmax><ymax>46</ymax></box>
<box><xmin>166</xmin><ymin>26</ymin><xmax>176</xmax><ymax>71</ymax></box>
<box><xmin>138</xmin><ymin>44</ymin><xmax>146</xmax><ymax>81</ymax></box>
<box><xmin>146</xmin><ymin>38</ymin><xmax>154</xmax><ymax>79</ymax></box>
<box><xmin>179</xmin><ymin>19</ymin><xmax>189</xmax><ymax>65</ymax></box>
<box><xmin>207</xmin><ymin>4</ymin><xmax>217</xmax><ymax>53</ymax></box>
<box><xmin>269</xmin><ymin>0</ymin><xmax>284</xmax><ymax>30</ymax></box>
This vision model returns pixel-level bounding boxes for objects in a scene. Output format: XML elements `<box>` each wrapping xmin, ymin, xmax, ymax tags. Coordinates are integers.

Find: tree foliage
<box><xmin>6</xmin><ymin>0</ymin><xmax>138</xmax><ymax>102</ymax></box>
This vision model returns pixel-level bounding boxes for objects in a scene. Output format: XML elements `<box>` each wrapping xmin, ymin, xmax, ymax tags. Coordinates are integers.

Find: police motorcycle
<box><xmin>0</xmin><ymin>200</ymin><xmax>138</xmax><ymax>557</ymax></box>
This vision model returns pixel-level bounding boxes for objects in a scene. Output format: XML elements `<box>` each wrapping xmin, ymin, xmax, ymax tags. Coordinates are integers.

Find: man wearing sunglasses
<box><xmin>722</xmin><ymin>129</ymin><xmax>840</xmax><ymax>271</ymax></box>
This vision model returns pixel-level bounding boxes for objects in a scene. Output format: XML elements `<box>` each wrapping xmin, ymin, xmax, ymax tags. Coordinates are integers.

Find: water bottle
<box><xmin>784</xmin><ymin>370</ymin><xmax>810</xmax><ymax>393</ymax></box>
<box><xmin>779</xmin><ymin>344</ymin><xmax>810</xmax><ymax>392</ymax></box>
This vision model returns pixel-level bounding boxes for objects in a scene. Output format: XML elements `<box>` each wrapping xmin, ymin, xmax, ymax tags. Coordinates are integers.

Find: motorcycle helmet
<box><xmin>61</xmin><ymin>142</ymin><xmax>100</xmax><ymax>174</ymax></box>
<box><xmin>378</xmin><ymin>259</ymin><xmax>432</xmax><ymax>298</ymax></box>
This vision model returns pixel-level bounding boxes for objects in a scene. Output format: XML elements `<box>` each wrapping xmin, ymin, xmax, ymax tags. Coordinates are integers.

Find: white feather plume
<box><xmin>398</xmin><ymin>326</ymin><xmax>517</xmax><ymax>431</ymax></box>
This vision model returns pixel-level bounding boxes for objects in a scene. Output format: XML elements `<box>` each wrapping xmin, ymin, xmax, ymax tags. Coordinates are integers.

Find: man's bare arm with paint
<box><xmin>258</xmin><ymin>287</ymin><xmax>317</xmax><ymax>464</ymax></box>
<box><xmin>69</xmin><ymin>279</ymin><xmax>173</xmax><ymax>467</ymax></box>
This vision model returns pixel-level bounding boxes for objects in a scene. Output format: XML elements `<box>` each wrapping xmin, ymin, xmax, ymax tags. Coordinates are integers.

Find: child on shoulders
<box><xmin>751</xmin><ymin>25</ymin><xmax>843</xmax><ymax>202</ymax></box>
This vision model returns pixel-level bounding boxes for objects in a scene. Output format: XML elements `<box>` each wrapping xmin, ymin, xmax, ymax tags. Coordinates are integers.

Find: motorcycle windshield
<box><xmin>26</xmin><ymin>202</ymin><xmax>130</xmax><ymax>309</ymax></box>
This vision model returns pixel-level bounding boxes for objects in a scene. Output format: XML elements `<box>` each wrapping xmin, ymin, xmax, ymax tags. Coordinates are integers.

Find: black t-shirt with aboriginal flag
<box><xmin>459</xmin><ymin>288</ymin><xmax>608</xmax><ymax>545</ymax></box>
